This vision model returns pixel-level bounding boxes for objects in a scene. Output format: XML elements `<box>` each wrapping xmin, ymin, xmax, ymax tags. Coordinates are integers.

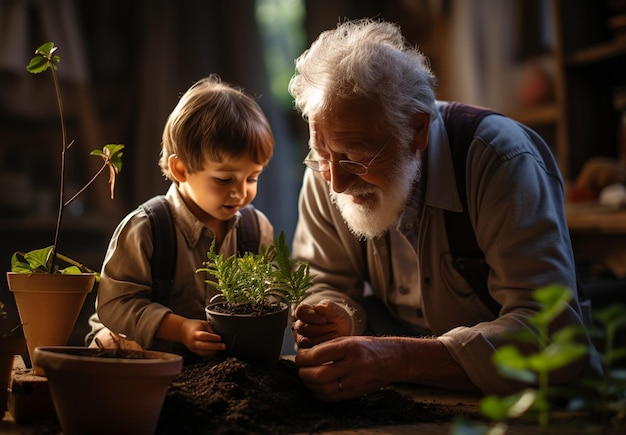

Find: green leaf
<box><xmin>11</xmin><ymin>247</ymin><xmax>97</xmax><ymax>275</ymax></box>
<box><xmin>493</xmin><ymin>346</ymin><xmax>537</xmax><ymax>383</ymax></box>
<box><xmin>91</xmin><ymin>144</ymin><xmax>125</xmax><ymax>173</ymax></box>
<box><xmin>493</xmin><ymin>345</ymin><xmax>529</xmax><ymax>370</ymax></box>
<box><xmin>11</xmin><ymin>246</ymin><xmax>54</xmax><ymax>272</ymax></box>
<box><xmin>527</xmin><ymin>342</ymin><xmax>587</xmax><ymax>372</ymax></box>
<box><xmin>479</xmin><ymin>389</ymin><xmax>536</xmax><ymax>420</ymax></box>
<box><xmin>60</xmin><ymin>266</ymin><xmax>84</xmax><ymax>275</ymax></box>
<box><xmin>35</xmin><ymin>42</ymin><xmax>55</xmax><ymax>56</ymax></box>
<box><xmin>552</xmin><ymin>325</ymin><xmax>586</xmax><ymax>343</ymax></box>
<box><xmin>530</xmin><ymin>284</ymin><xmax>571</xmax><ymax>327</ymax></box>
<box><xmin>26</xmin><ymin>56</ymin><xmax>50</xmax><ymax>74</ymax></box>
<box><xmin>594</xmin><ymin>304</ymin><xmax>626</xmax><ymax>330</ymax></box>
<box><xmin>26</xmin><ymin>42</ymin><xmax>59</xmax><ymax>74</ymax></box>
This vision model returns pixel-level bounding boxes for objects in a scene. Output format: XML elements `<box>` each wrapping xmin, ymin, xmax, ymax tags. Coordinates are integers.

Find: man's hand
<box><xmin>295</xmin><ymin>335</ymin><xmax>400</xmax><ymax>401</ymax></box>
<box><xmin>296</xmin><ymin>335</ymin><xmax>477</xmax><ymax>401</ymax></box>
<box><xmin>293</xmin><ymin>299</ymin><xmax>352</xmax><ymax>348</ymax></box>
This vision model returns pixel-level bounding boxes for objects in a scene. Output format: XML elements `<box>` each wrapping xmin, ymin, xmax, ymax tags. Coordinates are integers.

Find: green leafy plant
<box><xmin>481</xmin><ymin>285</ymin><xmax>588</xmax><ymax>428</ymax></box>
<box><xmin>570</xmin><ymin>304</ymin><xmax>626</xmax><ymax>428</ymax></box>
<box><xmin>197</xmin><ymin>231</ymin><xmax>312</xmax><ymax>314</ymax></box>
<box><xmin>452</xmin><ymin>284</ymin><xmax>589</xmax><ymax>434</ymax></box>
<box><xmin>10</xmin><ymin>42</ymin><xmax>124</xmax><ymax>276</ymax></box>
<box><xmin>452</xmin><ymin>286</ymin><xmax>626</xmax><ymax>434</ymax></box>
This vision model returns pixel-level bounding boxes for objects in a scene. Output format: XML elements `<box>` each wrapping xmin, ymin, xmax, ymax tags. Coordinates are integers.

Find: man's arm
<box><xmin>296</xmin><ymin>335</ymin><xmax>478</xmax><ymax>402</ymax></box>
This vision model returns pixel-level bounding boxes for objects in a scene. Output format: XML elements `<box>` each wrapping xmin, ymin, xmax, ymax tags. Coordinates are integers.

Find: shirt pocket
<box><xmin>439</xmin><ymin>252</ymin><xmax>496</xmax><ymax>321</ymax></box>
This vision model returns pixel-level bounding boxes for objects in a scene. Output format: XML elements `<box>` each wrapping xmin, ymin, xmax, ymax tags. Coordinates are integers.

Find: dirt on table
<box><xmin>156</xmin><ymin>357</ymin><xmax>465</xmax><ymax>434</ymax></box>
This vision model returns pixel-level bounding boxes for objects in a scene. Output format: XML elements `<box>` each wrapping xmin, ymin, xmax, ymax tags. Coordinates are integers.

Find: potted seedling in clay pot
<box><xmin>5</xmin><ymin>42</ymin><xmax>124</xmax><ymax>376</ymax></box>
<box><xmin>5</xmin><ymin>42</ymin><xmax>183</xmax><ymax>435</ymax></box>
<box><xmin>197</xmin><ymin>231</ymin><xmax>312</xmax><ymax>361</ymax></box>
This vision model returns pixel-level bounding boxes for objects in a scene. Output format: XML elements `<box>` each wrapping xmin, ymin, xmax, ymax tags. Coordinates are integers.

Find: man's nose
<box><xmin>327</xmin><ymin>162</ymin><xmax>357</xmax><ymax>193</ymax></box>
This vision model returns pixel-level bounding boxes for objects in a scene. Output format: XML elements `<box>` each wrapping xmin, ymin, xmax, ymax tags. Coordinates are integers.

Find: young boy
<box><xmin>87</xmin><ymin>75</ymin><xmax>275</xmax><ymax>361</ymax></box>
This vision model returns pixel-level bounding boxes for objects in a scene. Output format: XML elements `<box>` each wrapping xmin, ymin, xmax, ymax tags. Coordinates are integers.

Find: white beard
<box><xmin>330</xmin><ymin>154</ymin><xmax>422</xmax><ymax>239</ymax></box>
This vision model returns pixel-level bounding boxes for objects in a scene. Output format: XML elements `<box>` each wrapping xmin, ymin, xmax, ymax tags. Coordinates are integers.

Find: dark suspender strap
<box><xmin>237</xmin><ymin>205</ymin><xmax>260</xmax><ymax>256</ymax></box>
<box><xmin>442</xmin><ymin>102</ymin><xmax>503</xmax><ymax>317</ymax></box>
<box><xmin>141</xmin><ymin>195</ymin><xmax>177</xmax><ymax>306</ymax></box>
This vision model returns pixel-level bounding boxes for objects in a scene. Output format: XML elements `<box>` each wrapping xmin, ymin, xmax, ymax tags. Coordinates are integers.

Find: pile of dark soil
<box><xmin>156</xmin><ymin>357</ymin><xmax>463</xmax><ymax>434</ymax></box>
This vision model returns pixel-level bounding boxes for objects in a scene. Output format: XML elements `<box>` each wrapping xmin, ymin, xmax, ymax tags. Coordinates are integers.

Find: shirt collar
<box><xmin>165</xmin><ymin>184</ymin><xmax>240</xmax><ymax>248</ymax></box>
<box><xmin>423</xmin><ymin>102</ymin><xmax>464</xmax><ymax>213</ymax></box>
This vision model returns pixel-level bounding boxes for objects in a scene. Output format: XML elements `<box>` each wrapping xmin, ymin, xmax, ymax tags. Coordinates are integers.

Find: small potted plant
<box><xmin>5</xmin><ymin>42</ymin><xmax>124</xmax><ymax>376</ymax></box>
<box><xmin>197</xmin><ymin>231</ymin><xmax>312</xmax><ymax>361</ymax></box>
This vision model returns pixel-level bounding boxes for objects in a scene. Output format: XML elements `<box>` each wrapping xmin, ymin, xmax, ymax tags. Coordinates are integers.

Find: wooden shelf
<box><xmin>565</xmin><ymin>38</ymin><xmax>626</xmax><ymax>66</ymax></box>
<box><xmin>566</xmin><ymin>203</ymin><xmax>626</xmax><ymax>234</ymax></box>
<box><xmin>0</xmin><ymin>214</ymin><xmax>114</xmax><ymax>234</ymax></box>
<box><xmin>509</xmin><ymin>103</ymin><xmax>559</xmax><ymax>127</ymax></box>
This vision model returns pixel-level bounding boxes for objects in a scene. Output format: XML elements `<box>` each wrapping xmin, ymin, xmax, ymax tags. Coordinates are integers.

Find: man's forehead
<box><xmin>311</xmin><ymin>103</ymin><xmax>381</xmax><ymax>133</ymax></box>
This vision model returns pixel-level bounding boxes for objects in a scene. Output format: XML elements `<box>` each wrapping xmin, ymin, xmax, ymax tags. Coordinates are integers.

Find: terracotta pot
<box><xmin>6</xmin><ymin>272</ymin><xmax>95</xmax><ymax>375</ymax></box>
<box><xmin>0</xmin><ymin>335</ymin><xmax>26</xmax><ymax>413</ymax></box>
<box><xmin>34</xmin><ymin>346</ymin><xmax>183</xmax><ymax>435</ymax></box>
<box><xmin>205</xmin><ymin>302</ymin><xmax>289</xmax><ymax>361</ymax></box>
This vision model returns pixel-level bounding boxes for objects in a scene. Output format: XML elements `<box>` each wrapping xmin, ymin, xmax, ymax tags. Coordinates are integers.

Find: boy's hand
<box><xmin>180</xmin><ymin>318</ymin><xmax>226</xmax><ymax>358</ymax></box>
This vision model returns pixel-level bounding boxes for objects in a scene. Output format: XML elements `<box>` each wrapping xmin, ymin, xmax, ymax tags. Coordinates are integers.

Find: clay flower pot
<box><xmin>34</xmin><ymin>346</ymin><xmax>183</xmax><ymax>435</ymax></box>
<box><xmin>0</xmin><ymin>335</ymin><xmax>26</xmax><ymax>413</ymax></box>
<box><xmin>205</xmin><ymin>301</ymin><xmax>289</xmax><ymax>361</ymax></box>
<box><xmin>6</xmin><ymin>272</ymin><xmax>94</xmax><ymax>376</ymax></box>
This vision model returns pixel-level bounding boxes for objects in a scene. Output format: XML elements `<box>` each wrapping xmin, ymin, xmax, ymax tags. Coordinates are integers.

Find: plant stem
<box><xmin>49</xmin><ymin>63</ymin><xmax>66</xmax><ymax>271</ymax></box>
<box><xmin>538</xmin><ymin>323</ymin><xmax>549</xmax><ymax>430</ymax></box>
<box><xmin>538</xmin><ymin>369</ymin><xmax>549</xmax><ymax>430</ymax></box>
<box><xmin>55</xmin><ymin>252</ymin><xmax>98</xmax><ymax>274</ymax></box>
<box><xmin>63</xmin><ymin>163</ymin><xmax>107</xmax><ymax>207</ymax></box>
<box><xmin>600</xmin><ymin>321</ymin><xmax>616</xmax><ymax>425</ymax></box>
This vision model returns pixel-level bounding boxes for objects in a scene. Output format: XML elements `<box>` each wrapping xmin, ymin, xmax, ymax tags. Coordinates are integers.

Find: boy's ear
<box><xmin>168</xmin><ymin>155</ymin><xmax>187</xmax><ymax>182</ymax></box>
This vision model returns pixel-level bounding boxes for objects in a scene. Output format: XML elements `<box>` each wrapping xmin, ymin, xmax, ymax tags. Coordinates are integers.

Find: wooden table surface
<box><xmin>2</xmin><ymin>361</ymin><xmax>615</xmax><ymax>435</ymax></box>
<box><xmin>565</xmin><ymin>202</ymin><xmax>626</xmax><ymax>234</ymax></box>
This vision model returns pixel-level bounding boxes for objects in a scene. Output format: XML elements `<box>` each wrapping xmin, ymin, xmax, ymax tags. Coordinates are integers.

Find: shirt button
<box><xmin>399</xmin><ymin>285</ymin><xmax>409</xmax><ymax>295</ymax></box>
<box><xmin>424</xmin><ymin>277</ymin><xmax>431</xmax><ymax>284</ymax></box>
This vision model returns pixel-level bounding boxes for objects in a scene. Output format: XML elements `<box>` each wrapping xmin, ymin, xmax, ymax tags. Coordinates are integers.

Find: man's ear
<box><xmin>410</xmin><ymin>112</ymin><xmax>430</xmax><ymax>153</ymax></box>
<box><xmin>168</xmin><ymin>154</ymin><xmax>187</xmax><ymax>183</ymax></box>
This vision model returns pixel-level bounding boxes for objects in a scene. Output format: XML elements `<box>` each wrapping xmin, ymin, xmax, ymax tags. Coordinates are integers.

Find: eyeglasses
<box><xmin>302</xmin><ymin>136</ymin><xmax>392</xmax><ymax>176</ymax></box>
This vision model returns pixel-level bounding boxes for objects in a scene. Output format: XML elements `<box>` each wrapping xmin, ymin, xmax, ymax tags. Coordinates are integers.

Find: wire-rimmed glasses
<box><xmin>302</xmin><ymin>136</ymin><xmax>392</xmax><ymax>176</ymax></box>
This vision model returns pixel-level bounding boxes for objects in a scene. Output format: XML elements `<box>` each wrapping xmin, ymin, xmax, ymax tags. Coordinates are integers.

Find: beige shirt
<box><xmin>95</xmin><ymin>184</ymin><xmax>274</xmax><ymax>349</ymax></box>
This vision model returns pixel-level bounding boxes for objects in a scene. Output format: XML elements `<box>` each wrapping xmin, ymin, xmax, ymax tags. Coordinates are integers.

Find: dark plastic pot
<box><xmin>205</xmin><ymin>302</ymin><xmax>288</xmax><ymax>361</ymax></box>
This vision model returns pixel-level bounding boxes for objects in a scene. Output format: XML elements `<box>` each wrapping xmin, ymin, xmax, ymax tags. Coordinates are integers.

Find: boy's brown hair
<box><xmin>160</xmin><ymin>75</ymin><xmax>274</xmax><ymax>181</ymax></box>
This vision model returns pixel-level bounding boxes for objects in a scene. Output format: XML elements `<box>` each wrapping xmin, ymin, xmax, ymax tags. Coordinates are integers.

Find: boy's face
<box><xmin>177</xmin><ymin>155</ymin><xmax>264</xmax><ymax>224</ymax></box>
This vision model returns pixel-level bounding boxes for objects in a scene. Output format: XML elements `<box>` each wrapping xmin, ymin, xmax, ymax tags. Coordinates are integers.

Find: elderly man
<box><xmin>288</xmin><ymin>18</ymin><xmax>602</xmax><ymax>401</ymax></box>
